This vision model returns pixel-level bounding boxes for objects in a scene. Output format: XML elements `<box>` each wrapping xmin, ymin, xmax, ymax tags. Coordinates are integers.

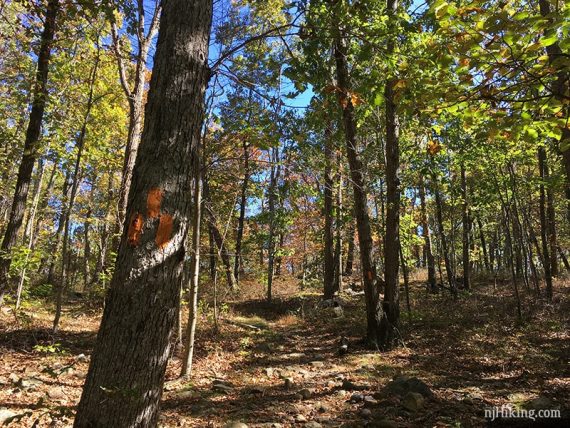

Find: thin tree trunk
<box><xmin>74</xmin><ymin>0</ymin><xmax>212</xmax><ymax>423</ymax></box>
<box><xmin>378</xmin><ymin>0</ymin><xmax>401</xmax><ymax>350</ymax></box>
<box><xmin>538</xmin><ymin>146</ymin><xmax>553</xmax><ymax>300</ymax></box>
<box><xmin>54</xmin><ymin>51</ymin><xmax>100</xmax><ymax>333</ymax></box>
<box><xmin>344</xmin><ymin>216</ymin><xmax>355</xmax><ymax>276</ymax></box>
<box><xmin>266</xmin><ymin>147</ymin><xmax>280</xmax><ymax>302</ymax></box>
<box><xmin>323</xmin><ymin>124</ymin><xmax>335</xmax><ymax>299</ymax></box>
<box><xmin>433</xmin><ymin>180</ymin><xmax>456</xmax><ymax>294</ymax></box>
<box><xmin>181</xmin><ymin>147</ymin><xmax>202</xmax><ymax>378</ymax></box>
<box><xmin>419</xmin><ymin>178</ymin><xmax>436</xmax><ymax>292</ymax></box>
<box><xmin>332</xmin><ymin>10</ymin><xmax>383</xmax><ymax>347</ymax></box>
<box><xmin>0</xmin><ymin>0</ymin><xmax>60</xmax><ymax>302</ymax></box>
<box><xmin>460</xmin><ymin>163</ymin><xmax>470</xmax><ymax>289</ymax></box>
<box><xmin>234</xmin><ymin>139</ymin><xmax>249</xmax><ymax>283</ymax></box>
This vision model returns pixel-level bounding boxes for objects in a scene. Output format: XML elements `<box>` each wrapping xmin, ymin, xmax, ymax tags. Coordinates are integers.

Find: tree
<box><xmin>0</xmin><ymin>0</ymin><xmax>60</xmax><ymax>302</ymax></box>
<box><xmin>74</xmin><ymin>0</ymin><xmax>213</xmax><ymax>424</ymax></box>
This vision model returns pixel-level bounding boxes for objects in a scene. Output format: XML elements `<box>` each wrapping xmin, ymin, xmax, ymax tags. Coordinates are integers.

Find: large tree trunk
<box><xmin>74</xmin><ymin>0</ymin><xmax>212</xmax><ymax>424</ymax></box>
<box><xmin>323</xmin><ymin>124</ymin><xmax>335</xmax><ymax>299</ymax></box>
<box><xmin>332</xmin><ymin>7</ymin><xmax>383</xmax><ymax>347</ymax></box>
<box><xmin>419</xmin><ymin>178</ymin><xmax>436</xmax><ymax>292</ymax></box>
<box><xmin>266</xmin><ymin>147</ymin><xmax>280</xmax><ymax>302</ymax></box>
<box><xmin>0</xmin><ymin>0</ymin><xmax>59</xmax><ymax>302</ymax></box>
<box><xmin>378</xmin><ymin>0</ymin><xmax>401</xmax><ymax>351</ymax></box>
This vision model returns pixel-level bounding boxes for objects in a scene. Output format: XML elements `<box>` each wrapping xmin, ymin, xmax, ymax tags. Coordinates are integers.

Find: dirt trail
<box><xmin>0</xmin><ymin>278</ymin><xmax>568</xmax><ymax>427</ymax></box>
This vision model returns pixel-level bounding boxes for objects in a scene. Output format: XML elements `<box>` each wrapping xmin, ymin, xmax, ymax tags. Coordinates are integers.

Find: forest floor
<box><xmin>0</xmin><ymin>273</ymin><xmax>568</xmax><ymax>427</ymax></box>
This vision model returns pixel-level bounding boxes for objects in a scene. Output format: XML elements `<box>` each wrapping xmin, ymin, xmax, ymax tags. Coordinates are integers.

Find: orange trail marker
<box><xmin>127</xmin><ymin>213</ymin><xmax>144</xmax><ymax>247</ymax></box>
<box><xmin>156</xmin><ymin>214</ymin><xmax>173</xmax><ymax>249</ymax></box>
<box><xmin>147</xmin><ymin>188</ymin><xmax>163</xmax><ymax>218</ymax></box>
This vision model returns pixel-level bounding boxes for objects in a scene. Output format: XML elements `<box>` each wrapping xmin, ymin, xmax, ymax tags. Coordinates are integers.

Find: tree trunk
<box><xmin>234</xmin><ymin>139</ymin><xmax>249</xmax><ymax>283</ymax></box>
<box><xmin>74</xmin><ymin>0</ymin><xmax>212</xmax><ymax>424</ymax></box>
<box><xmin>538</xmin><ymin>0</ymin><xmax>570</xmax><ymax>221</ymax></box>
<box><xmin>323</xmin><ymin>124</ymin><xmax>335</xmax><ymax>299</ymax></box>
<box><xmin>54</xmin><ymin>52</ymin><xmax>100</xmax><ymax>333</ymax></box>
<box><xmin>378</xmin><ymin>0</ymin><xmax>401</xmax><ymax>350</ymax></box>
<box><xmin>476</xmin><ymin>217</ymin><xmax>490</xmax><ymax>272</ymax></box>
<box><xmin>433</xmin><ymin>179</ymin><xmax>456</xmax><ymax>294</ymax></box>
<box><xmin>460</xmin><ymin>163</ymin><xmax>470</xmax><ymax>290</ymax></box>
<box><xmin>344</xmin><ymin>215</ymin><xmax>355</xmax><ymax>276</ymax></box>
<box><xmin>538</xmin><ymin>146</ymin><xmax>553</xmax><ymax>300</ymax></box>
<box><xmin>181</xmin><ymin>148</ymin><xmax>202</xmax><ymax>378</ymax></box>
<box><xmin>114</xmin><ymin>1</ymin><xmax>161</xmax><ymax>241</ymax></box>
<box><xmin>419</xmin><ymin>178</ymin><xmax>436</xmax><ymax>291</ymax></box>
<box><xmin>332</xmin><ymin>9</ymin><xmax>383</xmax><ymax>347</ymax></box>
<box><xmin>0</xmin><ymin>0</ymin><xmax>60</xmax><ymax>302</ymax></box>
<box><xmin>266</xmin><ymin>147</ymin><xmax>280</xmax><ymax>302</ymax></box>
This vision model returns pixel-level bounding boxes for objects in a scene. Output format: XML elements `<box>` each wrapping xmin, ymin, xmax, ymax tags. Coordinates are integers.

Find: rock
<box><xmin>309</xmin><ymin>361</ymin><xmax>324</xmax><ymax>368</ymax></box>
<box><xmin>259</xmin><ymin>424</ymin><xmax>283</xmax><ymax>428</ymax></box>
<box><xmin>8</xmin><ymin>373</ymin><xmax>19</xmax><ymax>384</ymax></box>
<box><xmin>264</xmin><ymin>368</ymin><xmax>274</xmax><ymax>377</ymax></box>
<box><xmin>284</xmin><ymin>352</ymin><xmax>306</xmax><ymax>360</ymax></box>
<box><xmin>177</xmin><ymin>390</ymin><xmax>197</xmax><ymax>400</ymax></box>
<box><xmin>47</xmin><ymin>387</ymin><xmax>66</xmax><ymax>399</ymax></box>
<box><xmin>305</xmin><ymin>422</ymin><xmax>322</xmax><ymax>428</ymax></box>
<box><xmin>402</xmin><ymin>392</ymin><xmax>424</xmax><ymax>412</ymax></box>
<box><xmin>342</xmin><ymin>379</ymin><xmax>367</xmax><ymax>391</ymax></box>
<box><xmin>382</xmin><ymin>375</ymin><xmax>432</xmax><ymax>398</ymax></box>
<box><xmin>336</xmin><ymin>389</ymin><xmax>347</xmax><ymax>397</ymax></box>
<box><xmin>295</xmin><ymin>414</ymin><xmax>307</xmax><ymax>422</ymax></box>
<box><xmin>0</xmin><ymin>376</ymin><xmax>8</xmax><ymax>386</ymax></box>
<box><xmin>364</xmin><ymin>396</ymin><xmax>378</xmax><ymax>407</ymax></box>
<box><xmin>350</xmin><ymin>393</ymin><xmax>364</xmax><ymax>403</ymax></box>
<box><xmin>284</xmin><ymin>377</ymin><xmax>294</xmax><ymax>389</ymax></box>
<box><xmin>0</xmin><ymin>409</ymin><xmax>16</xmax><ymax>424</ymax></box>
<box><xmin>524</xmin><ymin>396</ymin><xmax>557</xmax><ymax>410</ymax></box>
<box><xmin>332</xmin><ymin>306</ymin><xmax>344</xmax><ymax>317</ymax></box>
<box><xmin>316</xmin><ymin>402</ymin><xmax>330</xmax><ymax>413</ymax></box>
<box><xmin>76</xmin><ymin>353</ymin><xmax>89</xmax><ymax>362</ymax></box>
<box><xmin>360</xmin><ymin>408</ymin><xmax>372</xmax><ymax>417</ymax></box>
<box><xmin>300</xmin><ymin>388</ymin><xmax>313</xmax><ymax>399</ymax></box>
<box><xmin>224</xmin><ymin>422</ymin><xmax>248</xmax><ymax>428</ymax></box>
<box><xmin>19</xmin><ymin>377</ymin><xmax>42</xmax><ymax>390</ymax></box>
<box><xmin>370</xmin><ymin>419</ymin><xmax>398</xmax><ymax>428</ymax></box>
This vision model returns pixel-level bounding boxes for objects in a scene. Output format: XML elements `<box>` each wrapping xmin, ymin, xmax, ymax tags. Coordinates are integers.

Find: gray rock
<box><xmin>524</xmin><ymin>396</ymin><xmax>557</xmax><ymax>410</ymax></box>
<box><xmin>310</xmin><ymin>361</ymin><xmax>324</xmax><ymax>368</ymax></box>
<box><xmin>264</xmin><ymin>368</ymin><xmax>274</xmax><ymax>377</ymax></box>
<box><xmin>295</xmin><ymin>414</ymin><xmax>307</xmax><ymax>422</ymax></box>
<box><xmin>336</xmin><ymin>389</ymin><xmax>347</xmax><ymax>397</ymax></box>
<box><xmin>350</xmin><ymin>393</ymin><xmax>364</xmax><ymax>403</ymax></box>
<box><xmin>300</xmin><ymin>388</ymin><xmax>313</xmax><ymax>399</ymax></box>
<box><xmin>0</xmin><ymin>409</ymin><xmax>16</xmax><ymax>424</ymax></box>
<box><xmin>364</xmin><ymin>395</ymin><xmax>378</xmax><ymax>407</ymax></box>
<box><xmin>316</xmin><ymin>402</ymin><xmax>330</xmax><ymax>413</ymax></box>
<box><xmin>213</xmin><ymin>383</ymin><xmax>234</xmax><ymax>394</ymax></box>
<box><xmin>382</xmin><ymin>375</ymin><xmax>432</xmax><ymax>398</ymax></box>
<box><xmin>360</xmin><ymin>408</ymin><xmax>372</xmax><ymax>417</ymax></box>
<box><xmin>402</xmin><ymin>392</ymin><xmax>424</xmax><ymax>412</ymax></box>
<box><xmin>47</xmin><ymin>387</ymin><xmax>65</xmax><ymax>399</ymax></box>
<box><xmin>8</xmin><ymin>373</ymin><xmax>19</xmax><ymax>384</ymax></box>
<box><xmin>76</xmin><ymin>353</ymin><xmax>89</xmax><ymax>362</ymax></box>
<box><xmin>305</xmin><ymin>422</ymin><xmax>322</xmax><ymax>428</ymax></box>
<box><xmin>342</xmin><ymin>379</ymin><xmax>367</xmax><ymax>391</ymax></box>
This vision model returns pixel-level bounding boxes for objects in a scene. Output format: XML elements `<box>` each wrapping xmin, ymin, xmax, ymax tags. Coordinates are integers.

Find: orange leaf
<box><xmin>427</xmin><ymin>140</ymin><xmax>442</xmax><ymax>156</ymax></box>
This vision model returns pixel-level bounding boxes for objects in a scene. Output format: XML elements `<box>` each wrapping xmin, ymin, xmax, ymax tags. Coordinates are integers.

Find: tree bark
<box><xmin>74</xmin><ymin>0</ymin><xmax>212</xmax><ymax>424</ymax></box>
<box><xmin>0</xmin><ymin>0</ymin><xmax>60</xmax><ymax>302</ymax></box>
<box><xmin>234</xmin><ymin>139</ymin><xmax>249</xmax><ymax>282</ymax></box>
<box><xmin>538</xmin><ymin>146</ymin><xmax>553</xmax><ymax>300</ymax></box>
<box><xmin>378</xmin><ymin>0</ymin><xmax>401</xmax><ymax>350</ymax></box>
<box><xmin>419</xmin><ymin>177</ymin><xmax>436</xmax><ymax>291</ymax></box>
<box><xmin>331</xmin><ymin>5</ymin><xmax>383</xmax><ymax>347</ymax></box>
<box><xmin>323</xmin><ymin>124</ymin><xmax>335</xmax><ymax>299</ymax></box>
<box><xmin>460</xmin><ymin>163</ymin><xmax>470</xmax><ymax>290</ymax></box>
